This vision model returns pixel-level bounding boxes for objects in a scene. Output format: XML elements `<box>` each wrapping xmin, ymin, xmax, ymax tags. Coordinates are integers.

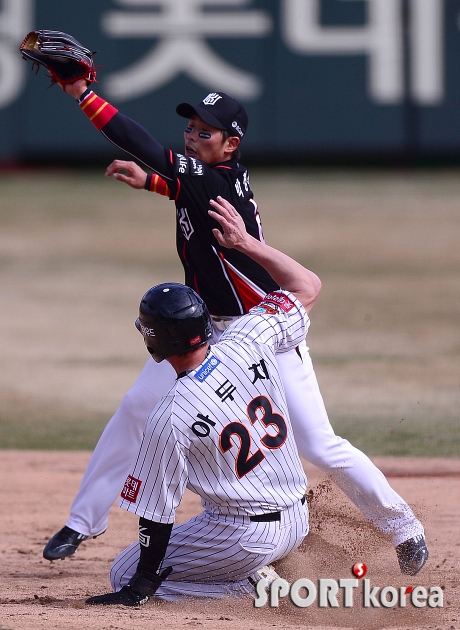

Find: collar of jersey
<box><xmin>214</xmin><ymin>158</ymin><xmax>237</xmax><ymax>169</ymax></box>
<box><xmin>176</xmin><ymin>346</ymin><xmax>212</xmax><ymax>379</ymax></box>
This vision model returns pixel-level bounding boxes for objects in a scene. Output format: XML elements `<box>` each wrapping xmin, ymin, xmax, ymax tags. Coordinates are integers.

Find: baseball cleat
<box><xmin>248</xmin><ymin>564</ymin><xmax>280</xmax><ymax>587</ymax></box>
<box><xmin>43</xmin><ymin>525</ymin><xmax>95</xmax><ymax>560</ymax></box>
<box><xmin>396</xmin><ymin>534</ymin><xmax>429</xmax><ymax>575</ymax></box>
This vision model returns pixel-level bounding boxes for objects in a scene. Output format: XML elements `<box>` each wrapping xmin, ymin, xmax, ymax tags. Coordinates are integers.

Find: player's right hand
<box><xmin>208</xmin><ymin>196</ymin><xmax>250</xmax><ymax>250</ymax></box>
<box><xmin>105</xmin><ymin>159</ymin><xmax>148</xmax><ymax>189</ymax></box>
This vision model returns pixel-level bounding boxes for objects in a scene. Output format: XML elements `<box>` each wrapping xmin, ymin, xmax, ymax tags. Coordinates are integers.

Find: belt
<box><xmin>249</xmin><ymin>496</ymin><xmax>306</xmax><ymax>523</ymax></box>
<box><xmin>250</xmin><ymin>512</ymin><xmax>281</xmax><ymax>523</ymax></box>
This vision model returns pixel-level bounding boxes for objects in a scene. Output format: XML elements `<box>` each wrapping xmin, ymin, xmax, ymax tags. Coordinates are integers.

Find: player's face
<box><xmin>183</xmin><ymin>115</ymin><xmax>230</xmax><ymax>165</ymax></box>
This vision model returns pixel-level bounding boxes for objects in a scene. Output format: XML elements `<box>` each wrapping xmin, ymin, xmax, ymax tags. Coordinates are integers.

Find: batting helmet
<box><xmin>136</xmin><ymin>283</ymin><xmax>213</xmax><ymax>363</ymax></box>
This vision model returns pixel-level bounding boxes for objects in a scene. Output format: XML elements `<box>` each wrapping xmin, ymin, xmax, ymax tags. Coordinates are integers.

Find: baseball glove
<box><xmin>20</xmin><ymin>30</ymin><xmax>97</xmax><ymax>86</ymax></box>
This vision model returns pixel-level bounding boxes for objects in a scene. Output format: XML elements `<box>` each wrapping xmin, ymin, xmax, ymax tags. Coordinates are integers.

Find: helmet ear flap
<box><xmin>146</xmin><ymin>346</ymin><xmax>166</xmax><ymax>363</ymax></box>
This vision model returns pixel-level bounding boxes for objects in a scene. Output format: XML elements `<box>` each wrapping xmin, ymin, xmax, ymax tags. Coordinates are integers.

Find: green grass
<box><xmin>0</xmin><ymin>168</ymin><xmax>458</xmax><ymax>458</ymax></box>
<box><xmin>0</xmin><ymin>415</ymin><xmax>109</xmax><ymax>450</ymax></box>
<box><xmin>1</xmin><ymin>412</ymin><xmax>458</xmax><ymax>456</ymax></box>
<box><xmin>331</xmin><ymin>416</ymin><xmax>460</xmax><ymax>458</ymax></box>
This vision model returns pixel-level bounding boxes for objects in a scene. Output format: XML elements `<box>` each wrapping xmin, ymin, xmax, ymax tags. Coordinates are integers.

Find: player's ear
<box><xmin>224</xmin><ymin>135</ymin><xmax>240</xmax><ymax>155</ymax></box>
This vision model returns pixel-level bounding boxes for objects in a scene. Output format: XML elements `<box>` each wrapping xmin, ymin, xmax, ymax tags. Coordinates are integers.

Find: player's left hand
<box><xmin>209</xmin><ymin>196</ymin><xmax>249</xmax><ymax>249</ymax></box>
<box><xmin>20</xmin><ymin>31</ymin><xmax>97</xmax><ymax>89</ymax></box>
<box><xmin>62</xmin><ymin>78</ymin><xmax>89</xmax><ymax>99</ymax></box>
<box><xmin>85</xmin><ymin>567</ymin><xmax>172</xmax><ymax>607</ymax></box>
<box><xmin>85</xmin><ymin>584</ymin><xmax>149</xmax><ymax>607</ymax></box>
<box><xmin>105</xmin><ymin>159</ymin><xmax>148</xmax><ymax>189</ymax></box>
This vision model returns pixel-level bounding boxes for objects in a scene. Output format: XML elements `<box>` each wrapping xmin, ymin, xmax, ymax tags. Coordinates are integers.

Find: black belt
<box><xmin>249</xmin><ymin>497</ymin><xmax>306</xmax><ymax>523</ymax></box>
<box><xmin>250</xmin><ymin>512</ymin><xmax>280</xmax><ymax>523</ymax></box>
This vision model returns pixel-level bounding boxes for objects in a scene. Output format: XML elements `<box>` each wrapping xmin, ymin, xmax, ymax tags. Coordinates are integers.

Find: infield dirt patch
<box><xmin>0</xmin><ymin>451</ymin><xmax>459</xmax><ymax>630</ymax></box>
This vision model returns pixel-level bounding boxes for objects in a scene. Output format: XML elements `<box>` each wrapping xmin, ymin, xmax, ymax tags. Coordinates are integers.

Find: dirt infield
<box><xmin>0</xmin><ymin>451</ymin><xmax>459</xmax><ymax>630</ymax></box>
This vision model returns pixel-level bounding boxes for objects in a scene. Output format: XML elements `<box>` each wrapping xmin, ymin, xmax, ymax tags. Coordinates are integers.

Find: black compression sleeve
<box><xmin>102</xmin><ymin>113</ymin><xmax>173</xmax><ymax>180</ymax></box>
<box><xmin>136</xmin><ymin>517</ymin><xmax>173</xmax><ymax>579</ymax></box>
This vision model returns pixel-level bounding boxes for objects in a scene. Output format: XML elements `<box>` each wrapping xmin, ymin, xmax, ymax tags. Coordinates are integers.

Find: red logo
<box><xmin>189</xmin><ymin>335</ymin><xmax>202</xmax><ymax>346</ymax></box>
<box><xmin>262</xmin><ymin>291</ymin><xmax>294</xmax><ymax>312</ymax></box>
<box><xmin>352</xmin><ymin>562</ymin><xmax>367</xmax><ymax>578</ymax></box>
<box><xmin>121</xmin><ymin>475</ymin><xmax>142</xmax><ymax>503</ymax></box>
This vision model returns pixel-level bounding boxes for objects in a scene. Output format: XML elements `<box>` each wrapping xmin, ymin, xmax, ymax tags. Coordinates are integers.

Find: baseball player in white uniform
<box><xmin>41</xmin><ymin>80</ymin><xmax>428</xmax><ymax>577</ymax></box>
<box><xmin>85</xmin><ymin>197</ymin><xmax>318</xmax><ymax>605</ymax></box>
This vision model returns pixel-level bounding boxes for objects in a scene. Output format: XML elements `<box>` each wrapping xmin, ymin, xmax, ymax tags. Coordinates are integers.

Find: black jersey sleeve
<box><xmin>102</xmin><ymin>113</ymin><xmax>174</xmax><ymax>181</ymax></box>
<box><xmin>78</xmin><ymin>90</ymin><xmax>174</xmax><ymax>182</ymax></box>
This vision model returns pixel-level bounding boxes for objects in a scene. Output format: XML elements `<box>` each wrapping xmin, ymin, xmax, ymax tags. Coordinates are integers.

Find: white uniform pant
<box><xmin>67</xmin><ymin>338</ymin><xmax>423</xmax><ymax>547</ymax></box>
<box><xmin>110</xmin><ymin>500</ymin><xmax>309</xmax><ymax>600</ymax></box>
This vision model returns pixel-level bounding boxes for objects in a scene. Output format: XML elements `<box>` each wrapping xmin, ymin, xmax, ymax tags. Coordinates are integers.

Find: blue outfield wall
<box><xmin>2</xmin><ymin>0</ymin><xmax>460</xmax><ymax>162</ymax></box>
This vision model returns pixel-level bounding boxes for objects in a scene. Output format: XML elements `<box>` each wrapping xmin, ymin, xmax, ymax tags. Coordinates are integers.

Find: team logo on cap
<box><xmin>231</xmin><ymin>120</ymin><xmax>244</xmax><ymax>137</ymax></box>
<box><xmin>202</xmin><ymin>93</ymin><xmax>222</xmax><ymax>106</ymax></box>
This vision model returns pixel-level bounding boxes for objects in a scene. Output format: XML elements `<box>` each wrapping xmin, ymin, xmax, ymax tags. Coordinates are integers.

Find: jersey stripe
<box><xmin>147</xmin><ymin>173</ymin><xmax>170</xmax><ymax>197</ymax></box>
<box><xmin>215</xmin><ymin>250</ymin><xmax>267</xmax><ymax>312</ymax></box>
<box><xmin>79</xmin><ymin>92</ymin><xmax>118</xmax><ymax>131</ymax></box>
<box><xmin>212</xmin><ymin>246</ymin><xmax>245</xmax><ymax>314</ymax></box>
<box><xmin>174</xmin><ymin>177</ymin><xmax>181</xmax><ymax>201</ymax></box>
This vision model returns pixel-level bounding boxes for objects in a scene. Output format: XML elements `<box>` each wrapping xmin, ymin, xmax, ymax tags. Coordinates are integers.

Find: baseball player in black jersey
<box><xmin>41</xmin><ymin>78</ymin><xmax>428</xmax><ymax>577</ymax></box>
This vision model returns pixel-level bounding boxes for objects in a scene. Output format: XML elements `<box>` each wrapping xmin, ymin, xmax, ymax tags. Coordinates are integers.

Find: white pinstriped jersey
<box><xmin>119</xmin><ymin>290</ymin><xmax>309</xmax><ymax>523</ymax></box>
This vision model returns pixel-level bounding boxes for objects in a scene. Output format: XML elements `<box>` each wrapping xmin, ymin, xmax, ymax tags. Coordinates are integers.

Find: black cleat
<box><xmin>43</xmin><ymin>525</ymin><xmax>92</xmax><ymax>560</ymax></box>
<box><xmin>396</xmin><ymin>535</ymin><xmax>429</xmax><ymax>576</ymax></box>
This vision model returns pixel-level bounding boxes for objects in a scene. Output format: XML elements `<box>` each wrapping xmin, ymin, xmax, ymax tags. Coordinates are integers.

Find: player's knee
<box><xmin>303</xmin><ymin>432</ymin><xmax>365</xmax><ymax>472</ymax></box>
<box><xmin>304</xmin><ymin>447</ymin><xmax>332</xmax><ymax>468</ymax></box>
<box><xmin>109</xmin><ymin>559</ymin><xmax>132</xmax><ymax>591</ymax></box>
<box><xmin>300</xmin><ymin>434</ymin><xmax>345</xmax><ymax>468</ymax></box>
<box><xmin>109</xmin><ymin>565</ymin><xmax>124</xmax><ymax>591</ymax></box>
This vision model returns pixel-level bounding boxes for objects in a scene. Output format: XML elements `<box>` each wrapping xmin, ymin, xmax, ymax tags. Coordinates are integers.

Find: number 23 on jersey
<box><xmin>218</xmin><ymin>395</ymin><xmax>288</xmax><ymax>479</ymax></box>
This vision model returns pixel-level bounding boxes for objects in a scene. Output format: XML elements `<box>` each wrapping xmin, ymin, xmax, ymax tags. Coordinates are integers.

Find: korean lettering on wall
<box><xmin>1</xmin><ymin>0</ymin><xmax>459</xmax><ymax>158</ymax></box>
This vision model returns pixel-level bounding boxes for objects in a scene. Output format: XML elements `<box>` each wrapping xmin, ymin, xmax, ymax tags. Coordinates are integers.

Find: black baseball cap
<box><xmin>176</xmin><ymin>92</ymin><xmax>248</xmax><ymax>139</ymax></box>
